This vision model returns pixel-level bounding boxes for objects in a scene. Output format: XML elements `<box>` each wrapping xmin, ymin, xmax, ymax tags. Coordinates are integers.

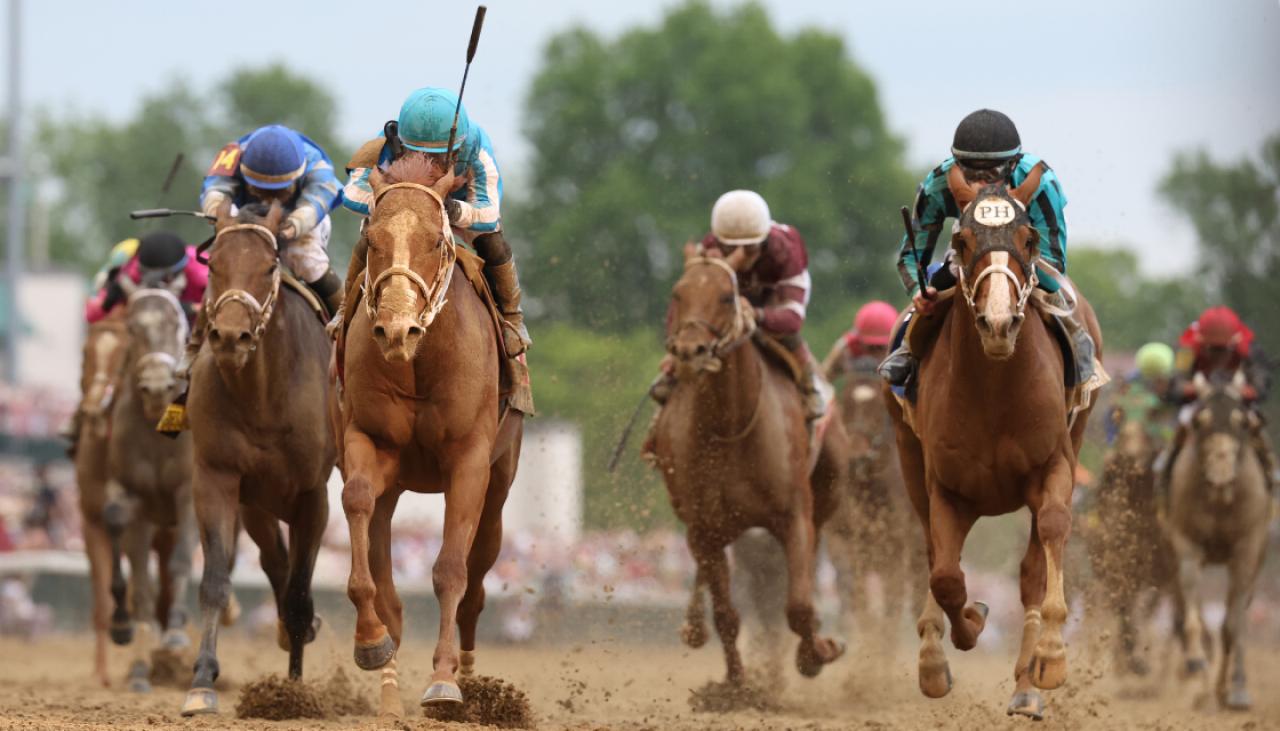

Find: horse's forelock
<box><xmin>383</xmin><ymin>155</ymin><xmax>447</xmax><ymax>187</ymax></box>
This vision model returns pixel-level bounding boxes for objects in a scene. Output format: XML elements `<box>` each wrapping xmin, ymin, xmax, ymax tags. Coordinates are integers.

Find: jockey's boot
<box><xmin>1249</xmin><ymin>424</ymin><xmax>1279</xmax><ymax>491</ymax></box>
<box><xmin>878</xmin><ymin>344</ymin><xmax>916</xmax><ymax>387</ymax></box>
<box><xmin>801</xmin><ymin>357</ymin><xmax>830</xmax><ymax>422</ymax></box>
<box><xmin>61</xmin><ymin>411</ymin><xmax>83</xmax><ymax>458</ymax></box>
<box><xmin>486</xmin><ymin>260</ymin><xmax>532</xmax><ymax>358</ymax></box>
<box><xmin>307</xmin><ymin>268</ymin><xmax>345</xmax><ymax>320</ymax></box>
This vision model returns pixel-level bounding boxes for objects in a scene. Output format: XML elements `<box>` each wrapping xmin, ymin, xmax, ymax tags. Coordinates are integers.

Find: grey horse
<box><xmin>1167</xmin><ymin>370</ymin><xmax>1271</xmax><ymax>710</ymax></box>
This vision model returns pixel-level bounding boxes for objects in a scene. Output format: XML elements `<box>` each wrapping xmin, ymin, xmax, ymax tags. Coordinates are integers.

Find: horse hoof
<box><xmin>162</xmin><ymin>628</ymin><xmax>190</xmax><ymax>651</ymax></box>
<box><xmin>127</xmin><ymin>676</ymin><xmax>152</xmax><ymax>693</ymax></box>
<box><xmin>1007</xmin><ymin>689</ymin><xmax>1045</xmax><ymax>720</ymax></box>
<box><xmin>1223</xmin><ymin>687</ymin><xmax>1252</xmax><ymax>711</ymax></box>
<box><xmin>1127</xmin><ymin>656</ymin><xmax>1151</xmax><ymax>677</ymax></box>
<box><xmin>971</xmin><ymin>601</ymin><xmax>990</xmax><ymax>621</ymax></box>
<box><xmin>181</xmin><ymin>688</ymin><xmax>219</xmax><ymax>716</ymax></box>
<box><xmin>1184</xmin><ymin>657</ymin><xmax>1206</xmax><ymax>676</ymax></box>
<box><xmin>110</xmin><ymin>623</ymin><xmax>133</xmax><ymax>646</ymax></box>
<box><xmin>1030</xmin><ymin>651</ymin><xmax>1067</xmax><ymax>690</ymax></box>
<box><xmin>796</xmin><ymin>637</ymin><xmax>844</xmax><ymax>678</ymax></box>
<box><xmin>354</xmin><ymin>634</ymin><xmax>397</xmax><ymax>671</ymax></box>
<box><xmin>681</xmin><ymin>621</ymin><xmax>708</xmax><ymax>649</ymax></box>
<box><xmin>420</xmin><ymin>680</ymin><xmax>464</xmax><ymax>706</ymax></box>
<box><xmin>459</xmin><ymin>650</ymin><xmax>476</xmax><ymax>677</ymax></box>
<box><xmin>277</xmin><ymin>615</ymin><xmax>325</xmax><ymax>651</ymax></box>
<box><xmin>919</xmin><ymin>639</ymin><xmax>952</xmax><ymax>699</ymax></box>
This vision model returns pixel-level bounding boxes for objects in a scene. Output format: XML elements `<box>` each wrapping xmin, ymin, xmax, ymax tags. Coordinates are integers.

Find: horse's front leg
<box><xmin>283</xmin><ymin>485</ymin><xmax>329</xmax><ymax>680</ymax></box>
<box><xmin>1219</xmin><ymin>526</ymin><xmax>1267</xmax><ymax>710</ymax></box>
<box><xmin>1028</xmin><ymin>452</ymin><xmax>1074</xmax><ymax>690</ymax></box>
<box><xmin>181</xmin><ymin>465</ymin><xmax>240</xmax><ymax>716</ymax></box>
<box><xmin>163</xmin><ymin>480</ymin><xmax>198</xmax><ymax>651</ymax></box>
<box><xmin>1008</xmin><ymin>516</ymin><xmax>1047</xmax><ymax>719</ymax></box>
<box><xmin>342</xmin><ymin>429</ymin><xmax>400</xmax><ymax>671</ymax></box>
<box><xmin>103</xmin><ymin>480</ymin><xmax>134</xmax><ymax>647</ymax></box>
<box><xmin>780</xmin><ymin>484</ymin><xmax>845</xmax><ymax>678</ymax></box>
<box><xmin>122</xmin><ymin>518</ymin><xmax>157</xmax><ymax>693</ymax></box>
<box><xmin>421</xmin><ymin>444</ymin><xmax>491</xmax><ymax>707</ymax></box>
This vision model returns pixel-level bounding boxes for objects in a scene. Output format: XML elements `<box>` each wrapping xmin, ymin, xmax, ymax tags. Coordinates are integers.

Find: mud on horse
<box><xmin>651</xmin><ymin>244</ymin><xmax>848</xmax><ymax>688</ymax></box>
<box><xmin>181</xmin><ymin>201</ymin><xmax>335</xmax><ymax>715</ymax></box>
<box><xmin>337</xmin><ymin>155</ymin><xmax>523</xmax><ymax>717</ymax></box>
<box><xmin>884</xmin><ymin>163</ymin><xmax>1103</xmax><ymax>720</ymax></box>
<box><xmin>102</xmin><ymin>285</ymin><xmax>198</xmax><ymax>693</ymax></box>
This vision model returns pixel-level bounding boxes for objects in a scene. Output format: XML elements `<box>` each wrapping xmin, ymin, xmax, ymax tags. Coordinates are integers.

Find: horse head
<box><xmin>124</xmin><ymin>285</ymin><xmax>189</xmax><ymax>421</ymax></box>
<box><xmin>1187</xmin><ymin>370</ymin><xmax>1256</xmax><ymax>501</ymax></box>
<box><xmin>666</xmin><ymin>243</ymin><xmax>756</xmax><ymax>376</ymax></box>
<box><xmin>79</xmin><ymin>315</ymin><xmax>130</xmax><ymax>437</ymax></box>
<box><xmin>205</xmin><ymin>200</ymin><xmax>285</xmax><ymax>373</ymax></box>
<box><xmin>844</xmin><ymin>378</ymin><xmax>891</xmax><ymax>483</ymax></box>
<box><xmin>946</xmin><ymin>163</ymin><xmax>1046</xmax><ymax>360</ymax></box>
<box><xmin>364</xmin><ymin>155</ymin><xmax>457</xmax><ymax>363</ymax></box>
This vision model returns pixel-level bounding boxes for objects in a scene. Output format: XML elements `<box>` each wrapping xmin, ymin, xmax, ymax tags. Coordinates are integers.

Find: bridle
<box><xmin>668</xmin><ymin>256</ymin><xmax>756</xmax><ymax>370</ymax></box>
<box><xmin>363</xmin><ymin>182</ymin><xmax>456</xmax><ymax>329</ymax></box>
<box><xmin>955</xmin><ymin>197</ymin><xmax>1038</xmax><ymax>318</ymax></box>
<box><xmin>204</xmin><ymin>223</ymin><xmax>281</xmax><ymax>350</ymax></box>
<box><xmin>127</xmin><ymin>287</ymin><xmax>189</xmax><ymax>374</ymax></box>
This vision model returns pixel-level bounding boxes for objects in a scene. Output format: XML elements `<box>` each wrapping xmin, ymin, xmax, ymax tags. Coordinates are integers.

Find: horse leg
<box><xmin>691</xmin><ymin>538</ymin><xmax>745</xmax><ymax>686</ymax></box>
<box><xmin>916</xmin><ymin>588</ymin><xmax>952</xmax><ymax>698</ymax></box>
<box><xmin>1008</xmin><ymin>518</ymin><xmax>1047</xmax><ymax>718</ymax></box>
<box><xmin>103</xmin><ymin>480</ymin><xmax>134</xmax><ymax>646</ymax></box>
<box><xmin>369</xmin><ymin>490</ymin><xmax>405</xmax><ymax>719</ymax></box>
<box><xmin>1169</xmin><ymin>531</ymin><xmax>1208</xmax><ymax>679</ymax></box>
<box><xmin>342</xmin><ymin>430</ymin><xmax>399</xmax><ymax>671</ymax></box>
<box><xmin>457</xmin><ymin>459</ymin><xmax>515</xmax><ymax>682</ymax></box>
<box><xmin>681</xmin><ymin>564</ymin><xmax>709</xmax><ymax>648</ymax></box>
<box><xmin>825</xmin><ymin>511</ymin><xmax>858</xmax><ymax>641</ymax></box>
<box><xmin>181</xmin><ymin>466</ymin><xmax>240</xmax><ymax>716</ymax></box>
<box><xmin>781</xmin><ymin>495</ymin><xmax>845</xmax><ymax>678</ymax></box>
<box><xmin>1028</xmin><ymin>454</ymin><xmax>1074</xmax><ymax>691</ymax></box>
<box><xmin>241</xmin><ymin>504</ymin><xmax>289</xmax><ymax>647</ymax></box>
<box><xmin>925</xmin><ymin>492</ymin><xmax>986</xmax><ymax>651</ymax></box>
<box><xmin>421</xmin><ymin>448</ymin><xmax>490</xmax><ymax>706</ymax></box>
<box><xmin>161</xmin><ymin>482</ymin><xmax>197</xmax><ymax>651</ymax></box>
<box><xmin>123</xmin><ymin>520</ymin><xmax>156</xmax><ymax>693</ymax></box>
<box><xmin>282</xmin><ymin>486</ymin><xmax>328</xmax><ymax>680</ymax></box>
<box><xmin>1219</xmin><ymin>528</ymin><xmax>1266</xmax><ymax>710</ymax></box>
<box><xmin>84</xmin><ymin>521</ymin><xmax>113</xmax><ymax>686</ymax></box>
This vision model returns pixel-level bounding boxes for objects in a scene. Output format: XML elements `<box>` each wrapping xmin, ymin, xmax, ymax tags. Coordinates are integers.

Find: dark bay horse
<box><xmin>73</xmin><ymin>312</ymin><xmax>130</xmax><ymax>686</ymax></box>
<box><xmin>885</xmin><ymin>164</ymin><xmax>1102</xmax><ymax>720</ymax></box>
<box><xmin>103</xmin><ymin>286</ymin><xmax>196</xmax><ymax>692</ymax></box>
<box><xmin>652</xmin><ymin>244</ymin><xmax>848</xmax><ymax>690</ymax></box>
<box><xmin>1168</xmin><ymin>371</ymin><xmax>1269</xmax><ymax>710</ymax></box>
<box><xmin>339</xmin><ymin>156</ymin><xmax>522</xmax><ymax>717</ymax></box>
<box><xmin>180</xmin><ymin>202</ymin><xmax>335</xmax><ymax>715</ymax></box>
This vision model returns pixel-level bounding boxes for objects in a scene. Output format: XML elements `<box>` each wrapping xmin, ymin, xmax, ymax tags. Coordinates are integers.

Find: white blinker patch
<box><xmin>974</xmin><ymin>197</ymin><xmax>1016</xmax><ymax>227</ymax></box>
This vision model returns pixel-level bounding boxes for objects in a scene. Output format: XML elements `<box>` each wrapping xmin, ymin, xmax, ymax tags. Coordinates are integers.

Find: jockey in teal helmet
<box><xmin>200</xmin><ymin>124</ymin><xmax>344</xmax><ymax>314</ymax></box>
<box><xmin>343</xmin><ymin>87</ymin><xmax>529</xmax><ymax>356</ymax></box>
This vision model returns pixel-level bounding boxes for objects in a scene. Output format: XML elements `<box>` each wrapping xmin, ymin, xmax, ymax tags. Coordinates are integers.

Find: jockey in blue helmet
<box><xmin>343</xmin><ymin>87</ymin><xmax>529</xmax><ymax>356</ymax></box>
<box><xmin>199</xmin><ymin>124</ymin><xmax>344</xmax><ymax>314</ymax></box>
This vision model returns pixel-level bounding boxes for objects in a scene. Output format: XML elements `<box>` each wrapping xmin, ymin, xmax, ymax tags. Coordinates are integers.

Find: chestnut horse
<box><xmin>652</xmin><ymin>245</ymin><xmax>847</xmax><ymax>689</ymax></box>
<box><xmin>72</xmin><ymin>311</ymin><xmax>130</xmax><ymax>686</ymax></box>
<box><xmin>103</xmin><ymin>286</ymin><xmax>197</xmax><ymax>693</ymax></box>
<box><xmin>885</xmin><ymin>165</ymin><xmax>1102</xmax><ymax>720</ymax></box>
<box><xmin>1167</xmin><ymin>371</ymin><xmax>1269</xmax><ymax>710</ymax></box>
<box><xmin>180</xmin><ymin>202</ymin><xmax>335</xmax><ymax>715</ymax></box>
<box><xmin>339</xmin><ymin>156</ymin><xmax>522</xmax><ymax>716</ymax></box>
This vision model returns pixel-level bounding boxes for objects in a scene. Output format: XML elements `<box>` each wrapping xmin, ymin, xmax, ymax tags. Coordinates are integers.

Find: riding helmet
<box><xmin>397</xmin><ymin>87</ymin><xmax>469</xmax><ymax>154</ymax></box>
<box><xmin>241</xmin><ymin>125</ymin><xmax>307</xmax><ymax>190</ymax></box>
<box><xmin>711</xmin><ymin>190</ymin><xmax>772</xmax><ymax>246</ymax></box>
<box><xmin>136</xmin><ymin>231</ymin><xmax>188</xmax><ymax>276</ymax></box>
<box><xmin>952</xmin><ymin>109</ymin><xmax>1022</xmax><ymax>163</ymax></box>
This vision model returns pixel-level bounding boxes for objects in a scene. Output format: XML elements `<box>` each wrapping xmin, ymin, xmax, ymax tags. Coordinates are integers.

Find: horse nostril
<box><xmin>237</xmin><ymin>331</ymin><xmax>252</xmax><ymax>344</ymax></box>
<box><xmin>372</xmin><ymin>325</ymin><xmax>387</xmax><ymax>340</ymax></box>
<box><xmin>694</xmin><ymin>343</ymin><xmax>708</xmax><ymax>356</ymax></box>
<box><xmin>407</xmin><ymin>325</ymin><xmax>425</xmax><ymax>339</ymax></box>
<box><xmin>208</xmin><ymin>329</ymin><xmax>222</xmax><ymax>343</ymax></box>
<box><xmin>975</xmin><ymin>315</ymin><xmax>990</xmax><ymax>332</ymax></box>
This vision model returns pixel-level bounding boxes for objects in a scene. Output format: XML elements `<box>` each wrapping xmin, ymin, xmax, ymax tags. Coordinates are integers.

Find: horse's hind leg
<box><xmin>1008</xmin><ymin>518</ymin><xmax>1047</xmax><ymax>718</ymax></box>
<box><xmin>1027</xmin><ymin>454</ymin><xmax>1074</xmax><ymax>691</ymax></box>
<box><xmin>181</xmin><ymin>467</ymin><xmax>240</xmax><ymax>716</ymax></box>
<box><xmin>282</xmin><ymin>485</ymin><xmax>328</xmax><ymax>680</ymax></box>
<box><xmin>1219</xmin><ymin>528</ymin><xmax>1266</xmax><ymax>710</ymax></box>
<box><xmin>780</xmin><ymin>495</ymin><xmax>845</xmax><ymax>679</ymax></box>
<box><xmin>241</xmin><ymin>504</ymin><xmax>289</xmax><ymax>647</ymax></box>
<box><xmin>369</xmin><ymin>490</ymin><xmax>405</xmax><ymax>719</ymax></box>
<box><xmin>925</xmin><ymin>491</ymin><xmax>986</xmax><ymax>652</ymax></box>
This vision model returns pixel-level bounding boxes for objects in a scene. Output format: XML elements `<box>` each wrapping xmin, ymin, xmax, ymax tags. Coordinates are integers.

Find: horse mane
<box><xmin>383</xmin><ymin>154</ymin><xmax>447</xmax><ymax>187</ymax></box>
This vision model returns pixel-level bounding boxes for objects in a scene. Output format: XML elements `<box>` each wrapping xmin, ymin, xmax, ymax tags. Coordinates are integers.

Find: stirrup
<box><xmin>878</xmin><ymin>345</ymin><xmax>916</xmax><ymax>387</ymax></box>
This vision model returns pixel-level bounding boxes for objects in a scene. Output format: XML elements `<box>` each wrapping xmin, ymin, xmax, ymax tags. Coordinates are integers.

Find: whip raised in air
<box><xmin>445</xmin><ymin>5</ymin><xmax>487</xmax><ymax>167</ymax></box>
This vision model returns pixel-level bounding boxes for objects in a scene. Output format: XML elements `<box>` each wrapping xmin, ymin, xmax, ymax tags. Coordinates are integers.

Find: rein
<box><xmin>363</xmin><ymin>182</ymin><xmax>457</xmax><ymax>330</ymax></box>
<box><xmin>204</xmin><ymin>223</ymin><xmax>281</xmax><ymax>350</ymax></box>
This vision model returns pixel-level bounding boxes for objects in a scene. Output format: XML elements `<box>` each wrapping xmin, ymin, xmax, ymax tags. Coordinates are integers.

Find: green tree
<box><xmin>512</xmin><ymin>0</ymin><xmax>915</xmax><ymax>332</ymax></box>
<box><xmin>1066</xmin><ymin>246</ymin><xmax>1206</xmax><ymax>353</ymax></box>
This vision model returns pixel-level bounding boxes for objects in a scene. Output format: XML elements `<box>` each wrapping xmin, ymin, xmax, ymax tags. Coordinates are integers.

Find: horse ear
<box><xmin>946</xmin><ymin>164</ymin><xmax>981</xmax><ymax>209</ymax></box>
<box><xmin>683</xmin><ymin>241</ymin><xmax>699</xmax><ymax>261</ymax></box>
<box><xmin>1193</xmin><ymin>371</ymin><xmax>1210</xmax><ymax>399</ymax></box>
<box><xmin>1011</xmin><ymin>162</ymin><xmax>1046</xmax><ymax>207</ymax></box>
<box><xmin>214</xmin><ymin>198</ymin><xmax>235</xmax><ymax>229</ymax></box>
<box><xmin>264</xmin><ymin>200</ymin><xmax>286</xmax><ymax>234</ymax></box>
<box><xmin>369</xmin><ymin>167</ymin><xmax>387</xmax><ymax>198</ymax></box>
<box><xmin>1230</xmin><ymin>369</ymin><xmax>1247</xmax><ymax>397</ymax></box>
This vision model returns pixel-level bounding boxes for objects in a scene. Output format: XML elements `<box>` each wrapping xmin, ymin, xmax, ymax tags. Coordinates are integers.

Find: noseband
<box><xmin>669</xmin><ymin>256</ymin><xmax>756</xmax><ymax>368</ymax></box>
<box><xmin>364</xmin><ymin>182</ymin><xmax>456</xmax><ymax>329</ymax></box>
<box><xmin>956</xmin><ymin>198</ymin><xmax>1038</xmax><ymax>317</ymax></box>
<box><xmin>127</xmin><ymin>287</ymin><xmax>189</xmax><ymax>374</ymax></box>
<box><xmin>205</xmin><ymin>223</ymin><xmax>281</xmax><ymax>350</ymax></box>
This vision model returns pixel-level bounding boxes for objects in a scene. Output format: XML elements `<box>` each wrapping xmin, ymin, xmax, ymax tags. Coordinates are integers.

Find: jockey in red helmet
<box><xmin>823</xmin><ymin>300</ymin><xmax>898</xmax><ymax>383</ymax></box>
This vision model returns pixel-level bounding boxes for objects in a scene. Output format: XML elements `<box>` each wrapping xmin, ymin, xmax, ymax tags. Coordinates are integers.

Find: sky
<box><xmin>7</xmin><ymin>0</ymin><xmax>1279</xmax><ymax>277</ymax></box>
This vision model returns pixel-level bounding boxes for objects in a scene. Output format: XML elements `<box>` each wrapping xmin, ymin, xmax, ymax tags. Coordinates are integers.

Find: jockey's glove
<box><xmin>284</xmin><ymin>207</ymin><xmax>318</xmax><ymax>240</ymax></box>
<box><xmin>445</xmin><ymin>198</ymin><xmax>463</xmax><ymax>226</ymax></box>
<box><xmin>201</xmin><ymin>191</ymin><xmax>230</xmax><ymax>219</ymax></box>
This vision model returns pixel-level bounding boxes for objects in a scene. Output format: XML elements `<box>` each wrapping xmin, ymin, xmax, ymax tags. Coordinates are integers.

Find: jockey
<box><xmin>650</xmin><ymin>190</ymin><xmax>827</xmax><ymax>420</ymax></box>
<box><xmin>85</xmin><ymin>231</ymin><xmax>207</xmax><ymax>325</ymax></box>
<box><xmin>199</xmin><ymin>124</ymin><xmax>345</xmax><ymax>315</ymax></box>
<box><xmin>880</xmin><ymin>109</ymin><xmax>1082</xmax><ymax>386</ymax></box>
<box><xmin>823</xmin><ymin>300</ymin><xmax>898</xmax><ymax>384</ymax></box>
<box><xmin>1158</xmin><ymin>306</ymin><xmax>1277</xmax><ymax>488</ymax></box>
<box><xmin>342</xmin><ymin>87</ymin><xmax>529</xmax><ymax>356</ymax></box>
<box><xmin>1106</xmin><ymin>342</ymin><xmax>1176</xmax><ymax>446</ymax></box>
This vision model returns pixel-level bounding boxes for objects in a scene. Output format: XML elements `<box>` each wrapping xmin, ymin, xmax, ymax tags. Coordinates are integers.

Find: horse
<box><xmin>102</xmin><ymin>285</ymin><xmax>197</xmax><ymax>692</ymax></box>
<box><xmin>72</xmin><ymin>311</ymin><xmax>130</xmax><ymax>686</ymax></box>
<box><xmin>1167</xmin><ymin>371</ymin><xmax>1270</xmax><ymax>710</ymax></box>
<box><xmin>651</xmin><ymin>244</ymin><xmax>848</xmax><ymax>691</ymax></box>
<box><xmin>180</xmin><ymin>201</ymin><xmax>335</xmax><ymax>716</ymax></box>
<box><xmin>1087</xmin><ymin>404</ymin><xmax>1174</xmax><ymax>676</ymax></box>
<box><xmin>338</xmin><ymin>155</ymin><xmax>523</xmax><ymax>716</ymax></box>
<box><xmin>884</xmin><ymin>163</ymin><xmax>1103</xmax><ymax>720</ymax></box>
<box><xmin>826</xmin><ymin>368</ymin><xmax>924</xmax><ymax>652</ymax></box>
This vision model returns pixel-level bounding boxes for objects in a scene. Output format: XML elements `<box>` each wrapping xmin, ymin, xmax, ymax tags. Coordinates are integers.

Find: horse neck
<box><xmin>417</xmin><ymin>267</ymin><xmax>489</xmax><ymax>363</ymax></box>
<box><xmin>690</xmin><ymin>339</ymin><xmax>763</xmax><ymax>435</ymax></box>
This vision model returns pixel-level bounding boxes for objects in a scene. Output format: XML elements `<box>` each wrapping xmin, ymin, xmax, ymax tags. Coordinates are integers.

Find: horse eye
<box><xmin>720</xmin><ymin>293</ymin><xmax>735</xmax><ymax>304</ymax></box>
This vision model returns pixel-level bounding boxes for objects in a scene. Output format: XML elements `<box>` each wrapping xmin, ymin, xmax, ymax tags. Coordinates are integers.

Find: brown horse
<box><xmin>1087</xmin><ymin>405</ymin><xmax>1173</xmax><ymax>676</ymax></box>
<box><xmin>885</xmin><ymin>165</ymin><xmax>1102</xmax><ymax>720</ymax></box>
<box><xmin>72</xmin><ymin>311</ymin><xmax>130</xmax><ymax>686</ymax></box>
<box><xmin>826</xmin><ymin>369</ymin><xmax>925</xmax><ymax>651</ymax></box>
<box><xmin>103</xmin><ymin>286</ymin><xmax>196</xmax><ymax>693</ymax></box>
<box><xmin>339</xmin><ymin>156</ymin><xmax>523</xmax><ymax>716</ymax></box>
<box><xmin>180</xmin><ymin>202</ymin><xmax>335</xmax><ymax>716</ymax></box>
<box><xmin>1167</xmin><ymin>371</ymin><xmax>1270</xmax><ymax>710</ymax></box>
<box><xmin>651</xmin><ymin>245</ymin><xmax>847</xmax><ymax>690</ymax></box>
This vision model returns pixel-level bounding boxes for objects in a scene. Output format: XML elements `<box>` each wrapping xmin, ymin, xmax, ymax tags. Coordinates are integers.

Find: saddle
<box><xmin>280</xmin><ymin>269</ymin><xmax>330</xmax><ymax>322</ymax></box>
<box><xmin>335</xmin><ymin>247</ymin><xmax>534</xmax><ymax>416</ymax></box>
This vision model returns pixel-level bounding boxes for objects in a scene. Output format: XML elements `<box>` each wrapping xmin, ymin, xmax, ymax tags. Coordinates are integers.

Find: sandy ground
<box><xmin>0</xmin><ymin>623</ymin><xmax>1277</xmax><ymax>731</ymax></box>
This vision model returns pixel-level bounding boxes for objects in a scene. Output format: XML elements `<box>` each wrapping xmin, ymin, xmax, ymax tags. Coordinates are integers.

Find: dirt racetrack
<box><xmin>0</xmin><ymin>626</ymin><xmax>1277</xmax><ymax>731</ymax></box>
